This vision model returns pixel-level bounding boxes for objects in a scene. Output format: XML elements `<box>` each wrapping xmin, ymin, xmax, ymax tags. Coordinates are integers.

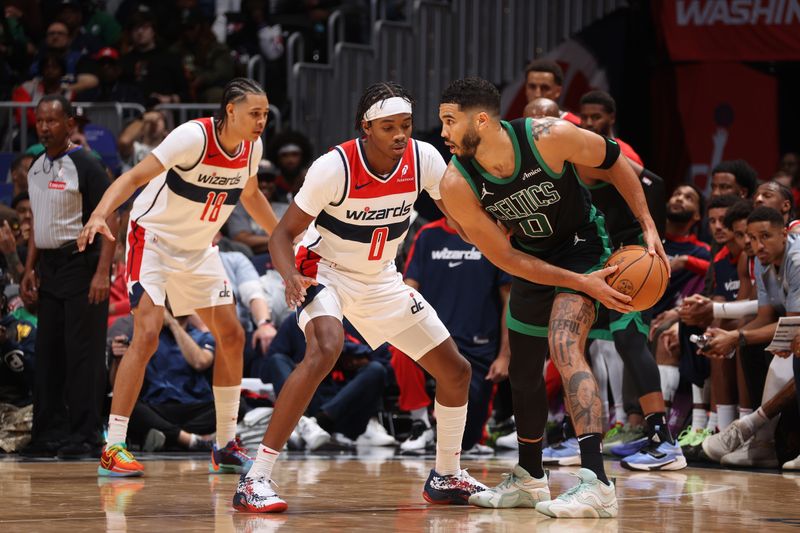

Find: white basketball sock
<box><xmin>106</xmin><ymin>414</ymin><xmax>129</xmax><ymax>448</ymax></box>
<box><xmin>434</xmin><ymin>400</ymin><xmax>467</xmax><ymax>476</ymax></box>
<box><xmin>717</xmin><ymin>404</ymin><xmax>737</xmax><ymax>431</ymax></box>
<box><xmin>247</xmin><ymin>444</ymin><xmax>280</xmax><ymax>480</ymax></box>
<box><xmin>738</xmin><ymin>407</ymin><xmax>769</xmax><ymax>440</ymax></box>
<box><xmin>706</xmin><ymin>411</ymin><xmax>718</xmax><ymax>432</ymax></box>
<box><xmin>659</xmin><ymin>365</ymin><xmax>679</xmax><ymax>403</ymax></box>
<box><xmin>214</xmin><ymin>385</ymin><xmax>241</xmax><ymax>448</ymax></box>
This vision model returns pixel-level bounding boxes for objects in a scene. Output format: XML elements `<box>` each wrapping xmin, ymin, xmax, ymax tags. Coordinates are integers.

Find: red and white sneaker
<box><xmin>233</xmin><ymin>475</ymin><xmax>288</xmax><ymax>513</ymax></box>
<box><xmin>422</xmin><ymin>468</ymin><xmax>487</xmax><ymax>505</ymax></box>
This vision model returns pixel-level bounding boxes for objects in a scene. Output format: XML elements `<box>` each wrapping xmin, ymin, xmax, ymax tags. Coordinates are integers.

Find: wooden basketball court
<box><xmin>1</xmin><ymin>452</ymin><xmax>798</xmax><ymax>531</ymax></box>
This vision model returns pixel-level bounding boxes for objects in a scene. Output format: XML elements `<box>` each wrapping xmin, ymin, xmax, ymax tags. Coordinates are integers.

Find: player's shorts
<box><xmin>295</xmin><ymin>249</ymin><xmax>449</xmax><ymax>360</ymax></box>
<box><xmin>506</xmin><ymin>214</ymin><xmax>611</xmax><ymax>339</ymax></box>
<box><xmin>589</xmin><ymin>307</ymin><xmax>651</xmax><ymax>341</ymax></box>
<box><xmin>126</xmin><ymin>222</ymin><xmax>233</xmax><ymax>316</ymax></box>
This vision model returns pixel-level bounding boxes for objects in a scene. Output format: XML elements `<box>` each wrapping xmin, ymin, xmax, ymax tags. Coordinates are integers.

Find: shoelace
<box><xmin>497</xmin><ymin>472</ymin><xmax>520</xmax><ymax>490</ymax></box>
<box><xmin>108</xmin><ymin>444</ymin><xmax>136</xmax><ymax>464</ymax></box>
<box><xmin>226</xmin><ymin>437</ymin><xmax>251</xmax><ymax>460</ymax></box>
<box><xmin>557</xmin><ymin>473</ymin><xmax>588</xmax><ymax>501</ymax></box>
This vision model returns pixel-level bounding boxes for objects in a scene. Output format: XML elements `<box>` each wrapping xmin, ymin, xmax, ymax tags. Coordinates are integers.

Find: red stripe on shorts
<box><xmin>126</xmin><ymin>222</ymin><xmax>146</xmax><ymax>282</ymax></box>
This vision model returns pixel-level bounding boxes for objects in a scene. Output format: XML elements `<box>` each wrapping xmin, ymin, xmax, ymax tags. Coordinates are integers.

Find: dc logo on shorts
<box><xmin>219</xmin><ymin>281</ymin><xmax>231</xmax><ymax>298</ymax></box>
<box><xmin>410</xmin><ymin>292</ymin><xmax>425</xmax><ymax>315</ymax></box>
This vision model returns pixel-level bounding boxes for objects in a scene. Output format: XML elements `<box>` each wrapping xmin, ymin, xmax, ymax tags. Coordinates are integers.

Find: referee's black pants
<box><xmin>31</xmin><ymin>244</ymin><xmax>108</xmax><ymax>446</ymax></box>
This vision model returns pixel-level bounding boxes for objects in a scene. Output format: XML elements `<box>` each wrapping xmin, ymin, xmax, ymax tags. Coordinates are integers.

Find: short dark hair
<box><xmin>354</xmin><ymin>81</ymin><xmax>415</xmax><ymax>132</ymax></box>
<box><xmin>37</xmin><ymin>94</ymin><xmax>73</xmax><ymax>118</ymax></box>
<box><xmin>440</xmin><ymin>77</ymin><xmax>501</xmax><ymax>117</ymax></box>
<box><xmin>524</xmin><ymin>59</ymin><xmax>564</xmax><ymax>86</ymax></box>
<box><xmin>708</xmin><ymin>194</ymin><xmax>740</xmax><ymax>211</ymax></box>
<box><xmin>711</xmin><ymin>159</ymin><xmax>758</xmax><ymax>198</ymax></box>
<box><xmin>723</xmin><ymin>199</ymin><xmax>753</xmax><ymax>230</ymax></box>
<box><xmin>747</xmin><ymin>206</ymin><xmax>785</xmax><ymax>228</ymax></box>
<box><xmin>11</xmin><ymin>192</ymin><xmax>29</xmax><ymax>210</ymax></box>
<box><xmin>762</xmin><ymin>180</ymin><xmax>795</xmax><ymax>210</ymax></box>
<box><xmin>10</xmin><ymin>154</ymin><xmax>33</xmax><ymax>173</ymax></box>
<box><xmin>216</xmin><ymin>77</ymin><xmax>266</xmax><ymax>130</ymax></box>
<box><xmin>579</xmin><ymin>90</ymin><xmax>616</xmax><ymax>114</ymax></box>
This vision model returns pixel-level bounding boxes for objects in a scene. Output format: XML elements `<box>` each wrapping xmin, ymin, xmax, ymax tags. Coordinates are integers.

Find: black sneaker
<box><xmin>57</xmin><ymin>441</ymin><xmax>97</xmax><ymax>460</ymax></box>
<box><xmin>19</xmin><ymin>440</ymin><xmax>62</xmax><ymax>458</ymax></box>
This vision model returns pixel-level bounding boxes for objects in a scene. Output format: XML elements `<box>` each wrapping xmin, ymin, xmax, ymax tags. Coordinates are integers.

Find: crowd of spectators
<box><xmin>0</xmin><ymin>6</ymin><xmax>798</xmax><ymax>474</ymax></box>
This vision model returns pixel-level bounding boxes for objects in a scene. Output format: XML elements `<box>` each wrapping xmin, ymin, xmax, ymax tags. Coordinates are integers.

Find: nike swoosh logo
<box><xmin>448</xmin><ymin>261</ymin><xmax>463</xmax><ymax>268</ymax></box>
<box><xmin>354</xmin><ymin>181</ymin><xmax>372</xmax><ymax>190</ymax></box>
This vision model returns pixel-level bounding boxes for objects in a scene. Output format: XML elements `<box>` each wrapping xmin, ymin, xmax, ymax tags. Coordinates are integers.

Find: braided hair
<box><xmin>216</xmin><ymin>77</ymin><xmax>267</xmax><ymax>131</ymax></box>
<box><xmin>354</xmin><ymin>81</ymin><xmax>415</xmax><ymax>132</ymax></box>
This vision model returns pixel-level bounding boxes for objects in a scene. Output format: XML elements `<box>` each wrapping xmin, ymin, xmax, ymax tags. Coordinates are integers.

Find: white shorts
<box><xmin>126</xmin><ymin>223</ymin><xmax>233</xmax><ymax>316</ymax></box>
<box><xmin>297</xmin><ymin>260</ymin><xmax>449</xmax><ymax>360</ymax></box>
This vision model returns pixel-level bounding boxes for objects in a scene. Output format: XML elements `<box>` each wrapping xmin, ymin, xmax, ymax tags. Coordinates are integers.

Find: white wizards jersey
<box><xmin>294</xmin><ymin>137</ymin><xmax>446</xmax><ymax>275</ymax></box>
<box><xmin>129</xmin><ymin>117</ymin><xmax>261</xmax><ymax>251</ymax></box>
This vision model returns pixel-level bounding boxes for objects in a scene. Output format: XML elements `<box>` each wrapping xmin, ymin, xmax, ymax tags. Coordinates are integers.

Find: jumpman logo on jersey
<box><xmin>480</xmin><ymin>183</ymin><xmax>494</xmax><ymax>200</ymax></box>
<box><xmin>574</xmin><ymin>233</ymin><xmax>586</xmax><ymax>246</ymax></box>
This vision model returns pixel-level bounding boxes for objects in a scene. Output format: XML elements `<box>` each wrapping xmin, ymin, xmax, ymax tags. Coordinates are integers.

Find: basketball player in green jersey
<box><xmin>437</xmin><ymin>77</ymin><xmax>668</xmax><ymax>518</ymax></box>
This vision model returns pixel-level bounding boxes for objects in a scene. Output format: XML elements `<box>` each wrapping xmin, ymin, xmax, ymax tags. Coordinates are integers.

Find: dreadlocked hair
<box><xmin>216</xmin><ymin>77</ymin><xmax>266</xmax><ymax>131</ymax></box>
<box><xmin>354</xmin><ymin>81</ymin><xmax>415</xmax><ymax>132</ymax></box>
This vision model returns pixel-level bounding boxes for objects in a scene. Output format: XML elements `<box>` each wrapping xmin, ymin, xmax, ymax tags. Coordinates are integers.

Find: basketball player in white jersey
<box><xmin>78</xmin><ymin>78</ymin><xmax>279</xmax><ymax>477</ymax></box>
<box><xmin>232</xmin><ymin>82</ymin><xmax>487</xmax><ymax>513</ymax></box>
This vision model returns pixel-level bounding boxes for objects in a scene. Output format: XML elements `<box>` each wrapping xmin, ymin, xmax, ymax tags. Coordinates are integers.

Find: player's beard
<box><xmin>459</xmin><ymin>125</ymin><xmax>482</xmax><ymax>158</ymax></box>
<box><xmin>666</xmin><ymin>208</ymin><xmax>695</xmax><ymax>223</ymax></box>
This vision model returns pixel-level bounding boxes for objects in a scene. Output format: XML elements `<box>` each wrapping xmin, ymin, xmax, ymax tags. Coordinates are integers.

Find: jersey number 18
<box><xmin>201</xmin><ymin>192</ymin><xmax>228</xmax><ymax>222</ymax></box>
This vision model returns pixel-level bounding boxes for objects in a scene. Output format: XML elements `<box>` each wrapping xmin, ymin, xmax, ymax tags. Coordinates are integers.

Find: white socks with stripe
<box><xmin>247</xmin><ymin>444</ymin><xmax>280</xmax><ymax>480</ymax></box>
<box><xmin>214</xmin><ymin>385</ymin><xmax>241</xmax><ymax>448</ymax></box>
<box><xmin>434</xmin><ymin>400</ymin><xmax>467</xmax><ymax>476</ymax></box>
<box><xmin>106</xmin><ymin>414</ymin><xmax>129</xmax><ymax>448</ymax></box>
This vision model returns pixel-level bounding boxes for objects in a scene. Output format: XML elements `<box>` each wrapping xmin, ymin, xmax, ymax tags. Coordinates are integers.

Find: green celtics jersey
<box><xmin>452</xmin><ymin>118</ymin><xmax>594</xmax><ymax>253</ymax></box>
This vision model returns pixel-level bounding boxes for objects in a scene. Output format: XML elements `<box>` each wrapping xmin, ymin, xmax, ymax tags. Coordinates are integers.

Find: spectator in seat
<box><xmin>171</xmin><ymin>10</ymin><xmax>235</xmax><ymax>103</ymax></box>
<box><xmin>108</xmin><ymin>310</ymin><xmax>220</xmax><ymax>452</ymax></box>
<box><xmin>120</xmin><ymin>7</ymin><xmax>187</xmax><ymax>106</ymax></box>
<box><xmin>226</xmin><ymin>160</ymin><xmax>286</xmax><ymax>255</ymax></box>
<box><xmin>12</xmin><ymin>52</ymin><xmax>73</xmax><ymax>129</ymax></box>
<box><xmin>29</xmin><ymin>21</ymin><xmax>98</xmax><ymax>94</ymax></box>
<box><xmin>523</xmin><ymin>59</ymin><xmax>580</xmax><ymax>125</ymax></box>
<box><xmin>9</xmin><ymin>153</ymin><xmax>33</xmax><ymax>198</ymax></box>
<box><xmin>265</xmin><ymin>130</ymin><xmax>313</xmax><ymax>202</ymax></box>
<box><xmin>0</xmin><ymin>281</ymin><xmax>36</xmax><ymax>406</ymax></box>
<box><xmin>579</xmin><ymin>90</ymin><xmax>643</xmax><ymax>166</ymax></box>
<box><xmin>76</xmin><ymin>47</ymin><xmax>145</xmax><ymax>106</ymax></box>
<box><xmin>117</xmin><ymin>109</ymin><xmax>169</xmax><ymax>173</ymax></box>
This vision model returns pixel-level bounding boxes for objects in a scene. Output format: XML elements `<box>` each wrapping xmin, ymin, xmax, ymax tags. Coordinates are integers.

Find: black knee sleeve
<box><xmin>508</xmin><ymin>331</ymin><xmax>548</xmax><ymax>439</ymax></box>
<box><xmin>612</xmin><ymin>319</ymin><xmax>662</xmax><ymax>397</ymax></box>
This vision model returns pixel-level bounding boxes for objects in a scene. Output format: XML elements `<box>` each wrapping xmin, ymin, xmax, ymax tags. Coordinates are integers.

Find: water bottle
<box><xmin>689</xmin><ymin>334</ymin><xmax>709</xmax><ymax>349</ymax></box>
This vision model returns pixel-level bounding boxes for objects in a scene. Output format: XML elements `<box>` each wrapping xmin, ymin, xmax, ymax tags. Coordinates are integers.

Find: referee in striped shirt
<box><xmin>20</xmin><ymin>95</ymin><xmax>117</xmax><ymax>459</ymax></box>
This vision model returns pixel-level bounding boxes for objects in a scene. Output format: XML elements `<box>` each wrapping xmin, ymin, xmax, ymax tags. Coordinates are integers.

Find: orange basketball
<box><xmin>604</xmin><ymin>245</ymin><xmax>668</xmax><ymax>311</ymax></box>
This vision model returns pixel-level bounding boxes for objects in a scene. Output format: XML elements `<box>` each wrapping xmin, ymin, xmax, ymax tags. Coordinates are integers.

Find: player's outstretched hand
<box><xmin>284</xmin><ymin>271</ymin><xmax>318</xmax><ymax>309</ymax></box>
<box><xmin>642</xmin><ymin>226</ymin><xmax>671</xmax><ymax>277</ymax></box>
<box><xmin>78</xmin><ymin>212</ymin><xmax>115</xmax><ymax>252</ymax></box>
<box><xmin>584</xmin><ymin>265</ymin><xmax>634</xmax><ymax>314</ymax></box>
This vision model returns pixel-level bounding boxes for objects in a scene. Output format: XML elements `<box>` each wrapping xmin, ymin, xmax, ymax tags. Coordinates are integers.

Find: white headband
<box><xmin>363</xmin><ymin>96</ymin><xmax>412</xmax><ymax>122</ymax></box>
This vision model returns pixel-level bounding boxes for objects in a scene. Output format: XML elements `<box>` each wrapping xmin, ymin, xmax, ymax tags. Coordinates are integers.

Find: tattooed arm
<box><xmin>439</xmin><ymin>163</ymin><xmax>633</xmax><ymax>313</ymax></box>
<box><xmin>531</xmin><ymin>118</ymin><xmax>669</xmax><ymax>275</ymax></box>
